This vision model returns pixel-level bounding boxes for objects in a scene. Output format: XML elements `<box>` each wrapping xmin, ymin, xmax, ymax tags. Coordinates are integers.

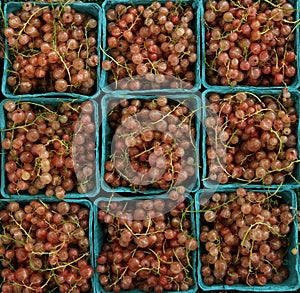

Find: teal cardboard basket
<box><xmin>195</xmin><ymin>188</ymin><xmax>300</xmax><ymax>291</ymax></box>
<box><xmin>93</xmin><ymin>194</ymin><xmax>198</xmax><ymax>293</ymax></box>
<box><xmin>201</xmin><ymin>88</ymin><xmax>300</xmax><ymax>189</ymax></box>
<box><xmin>0</xmin><ymin>198</ymin><xmax>96</xmax><ymax>293</ymax></box>
<box><xmin>100</xmin><ymin>0</ymin><xmax>201</xmax><ymax>94</ymax></box>
<box><xmin>101</xmin><ymin>93</ymin><xmax>201</xmax><ymax>194</ymax></box>
<box><xmin>0</xmin><ymin>98</ymin><xmax>100</xmax><ymax>199</ymax></box>
<box><xmin>200</xmin><ymin>0</ymin><xmax>300</xmax><ymax>90</ymax></box>
<box><xmin>2</xmin><ymin>2</ymin><xmax>102</xmax><ymax>100</ymax></box>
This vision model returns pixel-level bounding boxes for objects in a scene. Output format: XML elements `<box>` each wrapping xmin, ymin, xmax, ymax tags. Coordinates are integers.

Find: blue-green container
<box><xmin>101</xmin><ymin>93</ymin><xmax>201</xmax><ymax>194</ymax></box>
<box><xmin>2</xmin><ymin>2</ymin><xmax>102</xmax><ymax>100</ymax></box>
<box><xmin>0</xmin><ymin>198</ymin><xmax>96</xmax><ymax>292</ymax></box>
<box><xmin>100</xmin><ymin>0</ymin><xmax>201</xmax><ymax>94</ymax></box>
<box><xmin>195</xmin><ymin>188</ymin><xmax>300</xmax><ymax>291</ymax></box>
<box><xmin>93</xmin><ymin>194</ymin><xmax>198</xmax><ymax>293</ymax></box>
<box><xmin>0</xmin><ymin>98</ymin><xmax>100</xmax><ymax>199</ymax></box>
<box><xmin>201</xmin><ymin>88</ymin><xmax>300</xmax><ymax>189</ymax></box>
<box><xmin>200</xmin><ymin>0</ymin><xmax>300</xmax><ymax>90</ymax></box>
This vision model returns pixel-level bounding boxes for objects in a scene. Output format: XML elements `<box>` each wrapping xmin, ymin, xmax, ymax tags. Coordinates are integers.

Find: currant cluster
<box><xmin>1</xmin><ymin>100</ymin><xmax>96</xmax><ymax>198</ymax></box>
<box><xmin>97</xmin><ymin>198</ymin><xmax>198</xmax><ymax>292</ymax></box>
<box><xmin>4</xmin><ymin>2</ymin><xmax>98</xmax><ymax>94</ymax></box>
<box><xmin>205</xmin><ymin>90</ymin><xmax>298</xmax><ymax>185</ymax></box>
<box><xmin>200</xmin><ymin>188</ymin><xmax>294</xmax><ymax>286</ymax></box>
<box><xmin>102</xmin><ymin>1</ymin><xmax>197</xmax><ymax>90</ymax></box>
<box><xmin>204</xmin><ymin>0</ymin><xmax>297</xmax><ymax>86</ymax></box>
<box><xmin>104</xmin><ymin>96</ymin><xmax>197</xmax><ymax>191</ymax></box>
<box><xmin>0</xmin><ymin>200</ymin><xmax>93</xmax><ymax>293</ymax></box>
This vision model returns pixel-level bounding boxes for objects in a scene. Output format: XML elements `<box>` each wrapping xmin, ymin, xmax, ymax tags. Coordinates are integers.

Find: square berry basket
<box><xmin>2</xmin><ymin>2</ymin><xmax>102</xmax><ymax>100</ymax></box>
<box><xmin>0</xmin><ymin>98</ymin><xmax>100</xmax><ymax>199</ymax></box>
<box><xmin>0</xmin><ymin>198</ymin><xmax>97</xmax><ymax>292</ymax></box>
<box><xmin>100</xmin><ymin>93</ymin><xmax>201</xmax><ymax>194</ymax></box>
<box><xmin>200</xmin><ymin>0</ymin><xmax>300</xmax><ymax>90</ymax></box>
<box><xmin>195</xmin><ymin>188</ymin><xmax>300</xmax><ymax>291</ymax></box>
<box><xmin>100</xmin><ymin>0</ymin><xmax>201</xmax><ymax>94</ymax></box>
<box><xmin>93</xmin><ymin>193</ymin><xmax>198</xmax><ymax>293</ymax></box>
<box><xmin>201</xmin><ymin>88</ymin><xmax>300</xmax><ymax>190</ymax></box>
